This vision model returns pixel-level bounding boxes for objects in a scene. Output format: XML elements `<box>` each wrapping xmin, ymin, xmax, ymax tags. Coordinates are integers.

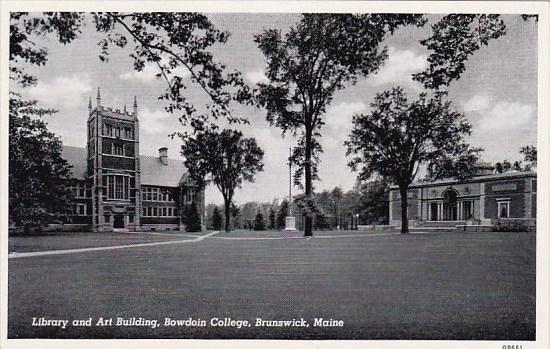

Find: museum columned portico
<box><xmin>426</xmin><ymin>189</ymin><xmax>475</xmax><ymax>222</ymax></box>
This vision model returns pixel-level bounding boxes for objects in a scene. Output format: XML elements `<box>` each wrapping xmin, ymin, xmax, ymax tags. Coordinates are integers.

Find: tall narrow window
<box><xmin>108</xmin><ymin>176</ymin><xmax>114</xmax><ymax>199</ymax></box>
<box><xmin>125</xmin><ymin>127</ymin><xmax>133</xmax><ymax>139</ymax></box>
<box><xmin>497</xmin><ymin>201</ymin><xmax>510</xmax><ymax>218</ymax></box>
<box><xmin>105</xmin><ymin>123</ymin><xmax>113</xmax><ymax>136</ymax></box>
<box><xmin>184</xmin><ymin>188</ymin><xmax>194</xmax><ymax>204</ymax></box>
<box><xmin>113</xmin><ymin>144</ymin><xmax>124</xmax><ymax>156</ymax></box>
<box><xmin>124</xmin><ymin>177</ymin><xmax>130</xmax><ymax>200</ymax></box>
<box><xmin>115</xmin><ymin>176</ymin><xmax>123</xmax><ymax>199</ymax></box>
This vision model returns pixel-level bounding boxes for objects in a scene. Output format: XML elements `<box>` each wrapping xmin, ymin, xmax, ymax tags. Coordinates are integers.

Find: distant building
<box><xmin>389</xmin><ymin>169</ymin><xmax>536</xmax><ymax>228</ymax></box>
<box><xmin>62</xmin><ymin>89</ymin><xmax>204</xmax><ymax>232</ymax></box>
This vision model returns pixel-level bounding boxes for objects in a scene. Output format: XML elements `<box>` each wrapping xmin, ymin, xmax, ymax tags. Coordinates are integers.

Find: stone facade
<box><xmin>62</xmin><ymin>89</ymin><xmax>204</xmax><ymax>232</ymax></box>
<box><xmin>389</xmin><ymin>172</ymin><xmax>537</xmax><ymax>228</ymax></box>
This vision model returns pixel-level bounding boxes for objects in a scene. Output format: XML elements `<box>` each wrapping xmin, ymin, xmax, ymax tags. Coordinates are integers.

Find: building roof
<box><xmin>62</xmin><ymin>146</ymin><xmax>188</xmax><ymax>187</ymax></box>
<box><xmin>390</xmin><ymin>170</ymin><xmax>537</xmax><ymax>190</ymax></box>
<box><xmin>140</xmin><ymin>155</ymin><xmax>187</xmax><ymax>187</ymax></box>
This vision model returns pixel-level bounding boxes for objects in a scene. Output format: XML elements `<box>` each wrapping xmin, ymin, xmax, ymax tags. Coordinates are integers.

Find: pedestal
<box><xmin>284</xmin><ymin>216</ymin><xmax>296</xmax><ymax>231</ymax></box>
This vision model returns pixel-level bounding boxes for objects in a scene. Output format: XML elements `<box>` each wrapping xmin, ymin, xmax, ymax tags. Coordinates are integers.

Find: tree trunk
<box><xmin>399</xmin><ymin>185</ymin><xmax>409</xmax><ymax>234</ymax></box>
<box><xmin>304</xmin><ymin>126</ymin><xmax>313</xmax><ymax>237</ymax></box>
<box><xmin>224</xmin><ymin>197</ymin><xmax>231</xmax><ymax>232</ymax></box>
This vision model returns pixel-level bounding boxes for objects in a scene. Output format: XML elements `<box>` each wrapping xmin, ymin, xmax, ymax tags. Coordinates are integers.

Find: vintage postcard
<box><xmin>0</xmin><ymin>1</ymin><xmax>549</xmax><ymax>349</ymax></box>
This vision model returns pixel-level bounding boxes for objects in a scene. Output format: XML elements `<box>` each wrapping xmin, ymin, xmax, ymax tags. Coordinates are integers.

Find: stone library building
<box><xmin>62</xmin><ymin>89</ymin><xmax>204</xmax><ymax>232</ymax></box>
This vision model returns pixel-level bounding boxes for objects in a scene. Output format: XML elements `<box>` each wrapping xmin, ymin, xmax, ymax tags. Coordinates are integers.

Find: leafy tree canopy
<box><xmin>345</xmin><ymin>14</ymin><xmax>510</xmax><ymax>233</ymax></box>
<box><xmin>9</xmin><ymin>97</ymin><xmax>74</xmax><ymax>229</ymax></box>
<box><xmin>255</xmin><ymin>13</ymin><xmax>426</xmax><ymax>186</ymax></box>
<box><xmin>494</xmin><ymin>146</ymin><xmax>538</xmax><ymax>173</ymax></box>
<box><xmin>347</xmin><ymin>88</ymin><xmax>480</xmax><ymax>186</ymax></box>
<box><xmin>181</xmin><ymin>129</ymin><xmax>264</xmax><ymax>231</ymax></box>
<box><xmin>10</xmin><ymin>12</ymin><xmax>253</xmax><ymax>132</ymax></box>
<box><xmin>255</xmin><ymin>13</ymin><xmax>425</xmax><ymax>236</ymax></box>
<box><xmin>520</xmin><ymin>145</ymin><xmax>537</xmax><ymax>169</ymax></box>
<box><xmin>413</xmin><ymin>14</ymin><xmax>506</xmax><ymax>90</ymax></box>
<box><xmin>346</xmin><ymin>88</ymin><xmax>480</xmax><ymax>233</ymax></box>
<box><xmin>254</xmin><ymin>212</ymin><xmax>266</xmax><ymax>231</ymax></box>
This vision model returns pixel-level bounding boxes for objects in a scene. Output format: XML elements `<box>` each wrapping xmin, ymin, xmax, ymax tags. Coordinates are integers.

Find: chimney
<box><xmin>159</xmin><ymin>147</ymin><xmax>168</xmax><ymax>165</ymax></box>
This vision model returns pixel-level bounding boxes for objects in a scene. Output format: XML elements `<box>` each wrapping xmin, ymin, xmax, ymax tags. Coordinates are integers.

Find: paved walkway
<box><xmin>8</xmin><ymin>231</ymin><xmax>219</xmax><ymax>259</ymax></box>
<box><xmin>8</xmin><ymin>230</ymin><xmax>458</xmax><ymax>259</ymax></box>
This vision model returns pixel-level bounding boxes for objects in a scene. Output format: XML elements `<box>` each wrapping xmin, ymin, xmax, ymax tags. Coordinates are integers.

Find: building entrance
<box><xmin>430</xmin><ymin>202</ymin><xmax>438</xmax><ymax>221</ymax></box>
<box><xmin>113</xmin><ymin>215</ymin><xmax>125</xmax><ymax>228</ymax></box>
<box><xmin>442</xmin><ymin>190</ymin><xmax>458</xmax><ymax>221</ymax></box>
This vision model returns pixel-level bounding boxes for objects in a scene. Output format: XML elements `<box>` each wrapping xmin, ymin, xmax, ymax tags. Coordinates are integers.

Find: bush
<box><xmin>492</xmin><ymin>221</ymin><xmax>529</xmax><ymax>232</ymax></box>
<box><xmin>268</xmin><ymin>208</ymin><xmax>276</xmax><ymax>230</ymax></box>
<box><xmin>254</xmin><ymin>212</ymin><xmax>266</xmax><ymax>231</ymax></box>
<box><xmin>211</xmin><ymin>207</ymin><xmax>222</xmax><ymax>231</ymax></box>
<box><xmin>184</xmin><ymin>202</ymin><xmax>202</xmax><ymax>232</ymax></box>
<box><xmin>314</xmin><ymin>213</ymin><xmax>330</xmax><ymax>230</ymax></box>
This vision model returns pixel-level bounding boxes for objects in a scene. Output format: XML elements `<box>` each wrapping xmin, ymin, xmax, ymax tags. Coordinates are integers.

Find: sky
<box><xmin>14</xmin><ymin>14</ymin><xmax>538</xmax><ymax>206</ymax></box>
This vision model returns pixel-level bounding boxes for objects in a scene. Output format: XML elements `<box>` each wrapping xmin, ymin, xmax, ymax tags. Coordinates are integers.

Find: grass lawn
<box><xmin>8</xmin><ymin>230</ymin><xmax>535</xmax><ymax>340</ymax></box>
<box><xmin>9</xmin><ymin>232</ymin><xmax>196</xmax><ymax>253</ymax></box>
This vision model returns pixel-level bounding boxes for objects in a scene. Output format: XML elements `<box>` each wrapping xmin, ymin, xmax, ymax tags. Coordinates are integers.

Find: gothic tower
<box><xmin>87</xmin><ymin>88</ymin><xmax>141</xmax><ymax>231</ymax></box>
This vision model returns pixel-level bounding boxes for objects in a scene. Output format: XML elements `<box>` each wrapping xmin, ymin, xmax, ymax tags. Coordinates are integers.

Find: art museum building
<box><xmin>389</xmin><ymin>165</ymin><xmax>537</xmax><ymax>229</ymax></box>
<box><xmin>62</xmin><ymin>90</ymin><xmax>204</xmax><ymax>232</ymax></box>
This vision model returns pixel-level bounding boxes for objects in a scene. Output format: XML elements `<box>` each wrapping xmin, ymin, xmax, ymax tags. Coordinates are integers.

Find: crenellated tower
<box><xmin>86</xmin><ymin>88</ymin><xmax>141</xmax><ymax>231</ymax></box>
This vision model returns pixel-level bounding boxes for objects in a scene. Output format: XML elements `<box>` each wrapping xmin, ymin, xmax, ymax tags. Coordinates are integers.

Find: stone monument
<box><xmin>284</xmin><ymin>147</ymin><xmax>296</xmax><ymax>231</ymax></box>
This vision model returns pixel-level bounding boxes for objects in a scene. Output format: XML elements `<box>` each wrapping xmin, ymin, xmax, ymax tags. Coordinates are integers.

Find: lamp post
<box><xmin>284</xmin><ymin>147</ymin><xmax>296</xmax><ymax>231</ymax></box>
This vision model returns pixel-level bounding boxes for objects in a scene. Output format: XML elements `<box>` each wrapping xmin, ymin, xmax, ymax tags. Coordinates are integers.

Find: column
<box><xmin>479</xmin><ymin>183</ymin><xmax>485</xmax><ymax>220</ymax></box>
<box><xmin>388</xmin><ymin>191</ymin><xmax>393</xmax><ymax>223</ymax></box>
<box><xmin>524</xmin><ymin>178</ymin><xmax>532</xmax><ymax>219</ymax></box>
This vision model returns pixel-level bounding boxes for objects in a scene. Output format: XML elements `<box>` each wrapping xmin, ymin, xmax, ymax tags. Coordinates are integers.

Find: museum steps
<box><xmin>417</xmin><ymin>221</ymin><xmax>465</xmax><ymax>228</ymax></box>
<box><xmin>409</xmin><ymin>221</ymin><xmax>466</xmax><ymax>232</ymax></box>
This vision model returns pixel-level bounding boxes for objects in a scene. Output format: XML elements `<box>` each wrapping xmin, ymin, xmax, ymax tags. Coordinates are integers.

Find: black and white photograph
<box><xmin>1</xmin><ymin>1</ymin><xmax>549</xmax><ymax>348</ymax></box>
